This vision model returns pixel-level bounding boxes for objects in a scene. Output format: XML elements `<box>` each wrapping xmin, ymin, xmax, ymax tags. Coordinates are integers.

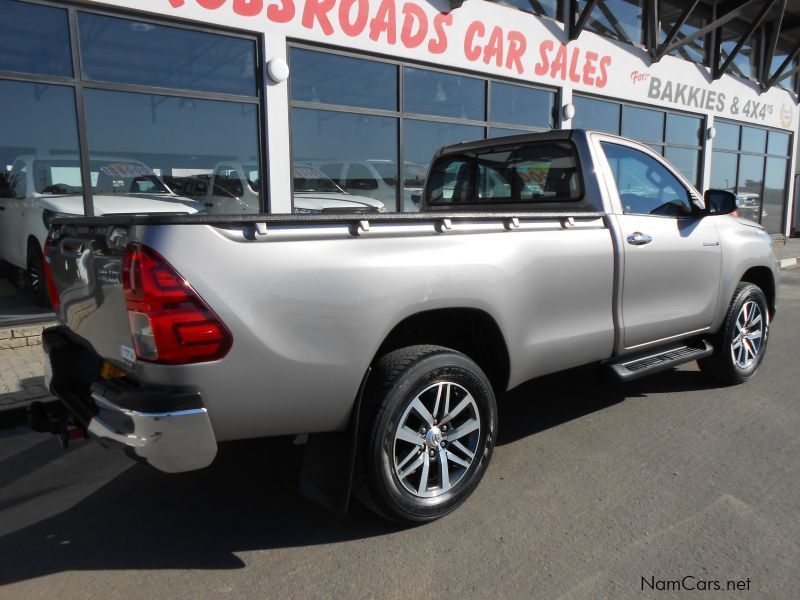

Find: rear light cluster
<box><xmin>122</xmin><ymin>243</ymin><xmax>232</xmax><ymax>365</ymax></box>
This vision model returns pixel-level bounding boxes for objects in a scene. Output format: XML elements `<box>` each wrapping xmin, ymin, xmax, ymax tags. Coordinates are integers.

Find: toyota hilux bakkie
<box><xmin>34</xmin><ymin>131</ymin><xmax>778</xmax><ymax>523</ymax></box>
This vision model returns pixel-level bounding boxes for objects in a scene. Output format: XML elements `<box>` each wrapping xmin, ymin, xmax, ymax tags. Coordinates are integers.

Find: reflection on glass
<box><xmin>761</xmin><ymin>157</ymin><xmax>788</xmax><ymax>233</ymax></box>
<box><xmin>622</xmin><ymin>106</ymin><xmax>664</xmax><ymax>143</ymax></box>
<box><xmin>720</xmin><ymin>25</ymin><xmax>756</xmax><ymax>79</ymax></box>
<box><xmin>0</xmin><ymin>80</ymin><xmax>81</xmax><ymax>320</ymax></box>
<box><xmin>741</xmin><ymin>127</ymin><xmax>767</xmax><ymax>154</ymax></box>
<box><xmin>710</xmin><ymin>152</ymin><xmax>737</xmax><ymax>192</ymax></box>
<box><xmin>665</xmin><ymin>147</ymin><xmax>700</xmax><ymax>187</ymax></box>
<box><xmin>491</xmin><ymin>82</ymin><xmax>554</xmax><ymax>128</ymax></box>
<box><xmin>578</xmin><ymin>0</ymin><xmax>644</xmax><ymax>46</ymax></box>
<box><xmin>767</xmin><ymin>131</ymin><xmax>790</xmax><ymax>156</ymax></box>
<box><xmin>714</xmin><ymin>122</ymin><xmax>740</xmax><ymax>151</ymax></box>
<box><xmin>404</xmin><ymin>67</ymin><xmax>484</xmax><ymax>120</ymax></box>
<box><xmin>0</xmin><ymin>0</ymin><xmax>72</xmax><ymax>77</ymax></box>
<box><xmin>573</xmin><ymin>96</ymin><xmax>620</xmax><ymax>134</ymax></box>
<box><xmin>490</xmin><ymin>128</ymin><xmax>535</xmax><ymax>138</ymax></box>
<box><xmin>291</xmin><ymin>108</ymin><xmax>397</xmax><ymax>212</ymax></box>
<box><xmin>666</xmin><ymin>113</ymin><xmax>702</xmax><ymax>146</ymax></box>
<box><xmin>501</xmin><ymin>0</ymin><xmax>558</xmax><ymax>18</ymax></box>
<box><xmin>659</xmin><ymin>1</ymin><xmax>706</xmax><ymax>63</ymax></box>
<box><xmin>736</xmin><ymin>154</ymin><xmax>764</xmax><ymax>223</ymax></box>
<box><xmin>404</xmin><ymin>120</ymin><xmax>484</xmax><ymax>211</ymax></box>
<box><xmin>84</xmin><ymin>89</ymin><xmax>260</xmax><ymax>214</ymax></box>
<box><xmin>79</xmin><ymin>13</ymin><xmax>257</xmax><ymax>96</ymax></box>
<box><xmin>290</xmin><ymin>48</ymin><xmax>397</xmax><ymax>110</ymax></box>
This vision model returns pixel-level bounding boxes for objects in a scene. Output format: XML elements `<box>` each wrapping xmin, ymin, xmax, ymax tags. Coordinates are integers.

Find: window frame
<box><xmin>0</xmin><ymin>0</ymin><xmax>267</xmax><ymax>215</ymax></box>
<box><xmin>287</xmin><ymin>41</ymin><xmax>559</xmax><ymax>212</ymax></box>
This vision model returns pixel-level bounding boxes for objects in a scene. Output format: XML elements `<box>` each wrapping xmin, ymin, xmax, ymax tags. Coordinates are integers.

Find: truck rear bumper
<box><xmin>42</xmin><ymin>326</ymin><xmax>218</xmax><ymax>473</ymax></box>
<box><xmin>88</xmin><ymin>391</ymin><xmax>217</xmax><ymax>473</ymax></box>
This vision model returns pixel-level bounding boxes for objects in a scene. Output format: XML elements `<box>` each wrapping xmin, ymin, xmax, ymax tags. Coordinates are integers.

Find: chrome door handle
<box><xmin>627</xmin><ymin>232</ymin><xmax>653</xmax><ymax>246</ymax></box>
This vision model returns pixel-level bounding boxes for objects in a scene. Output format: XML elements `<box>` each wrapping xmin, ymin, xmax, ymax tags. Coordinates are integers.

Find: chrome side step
<box><xmin>607</xmin><ymin>339</ymin><xmax>714</xmax><ymax>382</ymax></box>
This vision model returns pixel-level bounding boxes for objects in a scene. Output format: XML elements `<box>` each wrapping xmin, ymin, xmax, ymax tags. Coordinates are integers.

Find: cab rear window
<box><xmin>426</xmin><ymin>141</ymin><xmax>582</xmax><ymax>206</ymax></box>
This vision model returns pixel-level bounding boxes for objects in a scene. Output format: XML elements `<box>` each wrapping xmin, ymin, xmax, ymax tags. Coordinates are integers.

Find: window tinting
<box><xmin>290</xmin><ymin>48</ymin><xmax>397</xmax><ymax>111</ymax></box>
<box><xmin>0</xmin><ymin>80</ymin><xmax>82</xmax><ymax>199</ymax></box>
<box><xmin>573</xmin><ymin>96</ymin><xmax>620</xmax><ymax>134</ymax></box>
<box><xmin>741</xmin><ymin>127</ymin><xmax>767</xmax><ymax>154</ymax></box>
<box><xmin>0</xmin><ymin>0</ymin><xmax>72</xmax><ymax>77</ymax></box>
<box><xmin>761</xmin><ymin>158</ymin><xmax>788</xmax><ymax>233</ymax></box>
<box><xmin>767</xmin><ymin>131</ymin><xmax>790</xmax><ymax>156</ymax></box>
<box><xmin>404</xmin><ymin>121</ymin><xmax>483</xmax><ymax>211</ymax></box>
<box><xmin>404</xmin><ymin>67</ymin><xmax>484</xmax><ymax>120</ymax></box>
<box><xmin>659</xmin><ymin>1</ymin><xmax>707</xmax><ymax>64</ymax></box>
<box><xmin>84</xmin><ymin>89</ymin><xmax>261</xmax><ymax>214</ymax></box>
<box><xmin>500</xmin><ymin>0</ymin><xmax>558</xmax><ymax>19</ymax></box>
<box><xmin>666</xmin><ymin>113</ymin><xmax>702</xmax><ymax>146</ymax></box>
<box><xmin>602</xmin><ymin>142</ymin><xmax>692</xmax><ymax>217</ymax></box>
<box><xmin>426</xmin><ymin>142</ymin><xmax>582</xmax><ymax>205</ymax></box>
<box><xmin>622</xmin><ymin>106</ymin><xmax>663</xmax><ymax>143</ymax></box>
<box><xmin>291</xmin><ymin>108</ymin><xmax>397</xmax><ymax>212</ymax></box>
<box><xmin>714</xmin><ymin>122</ymin><xmax>740</xmax><ymax>150</ymax></box>
<box><xmin>78</xmin><ymin>13</ymin><xmax>257</xmax><ymax>96</ymax></box>
<box><xmin>491</xmin><ymin>82</ymin><xmax>553</xmax><ymax>129</ymax></box>
<box><xmin>578</xmin><ymin>0</ymin><xmax>643</xmax><ymax>46</ymax></box>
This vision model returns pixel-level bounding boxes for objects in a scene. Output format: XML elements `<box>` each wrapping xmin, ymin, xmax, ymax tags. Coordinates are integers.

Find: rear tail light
<box><xmin>122</xmin><ymin>243</ymin><xmax>232</xmax><ymax>365</ymax></box>
<box><xmin>42</xmin><ymin>237</ymin><xmax>60</xmax><ymax>311</ymax></box>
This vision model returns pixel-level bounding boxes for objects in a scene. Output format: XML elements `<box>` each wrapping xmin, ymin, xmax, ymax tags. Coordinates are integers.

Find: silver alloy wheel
<box><xmin>392</xmin><ymin>381</ymin><xmax>481</xmax><ymax>498</ymax></box>
<box><xmin>730</xmin><ymin>300</ymin><xmax>764</xmax><ymax>369</ymax></box>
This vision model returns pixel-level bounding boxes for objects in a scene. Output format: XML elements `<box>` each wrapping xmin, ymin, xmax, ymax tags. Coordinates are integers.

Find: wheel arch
<box><xmin>739</xmin><ymin>266</ymin><xmax>776</xmax><ymax>318</ymax></box>
<box><xmin>371</xmin><ymin>308</ymin><xmax>510</xmax><ymax>395</ymax></box>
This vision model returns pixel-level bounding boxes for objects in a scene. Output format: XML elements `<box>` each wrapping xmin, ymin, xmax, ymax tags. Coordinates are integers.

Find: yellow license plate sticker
<box><xmin>100</xmin><ymin>362</ymin><xmax>127</xmax><ymax>380</ymax></box>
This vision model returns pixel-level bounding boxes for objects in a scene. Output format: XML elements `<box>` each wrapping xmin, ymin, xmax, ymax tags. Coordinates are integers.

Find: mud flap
<box><xmin>298</xmin><ymin>367</ymin><xmax>370</xmax><ymax>517</ymax></box>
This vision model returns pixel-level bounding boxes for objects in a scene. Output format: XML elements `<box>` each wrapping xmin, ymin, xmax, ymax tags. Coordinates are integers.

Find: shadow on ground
<box><xmin>0</xmin><ymin>364</ymin><xmax>718</xmax><ymax>583</ymax></box>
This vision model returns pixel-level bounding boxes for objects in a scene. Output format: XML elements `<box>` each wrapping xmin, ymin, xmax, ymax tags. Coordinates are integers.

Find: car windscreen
<box><xmin>426</xmin><ymin>141</ymin><xmax>582</xmax><ymax>206</ymax></box>
<box><xmin>293</xmin><ymin>166</ymin><xmax>344</xmax><ymax>193</ymax></box>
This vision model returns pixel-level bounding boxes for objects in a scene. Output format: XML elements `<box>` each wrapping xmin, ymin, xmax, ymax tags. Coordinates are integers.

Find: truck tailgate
<box><xmin>46</xmin><ymin>226</ymin><xmax>132</xmax><ymax>367</ymax></box>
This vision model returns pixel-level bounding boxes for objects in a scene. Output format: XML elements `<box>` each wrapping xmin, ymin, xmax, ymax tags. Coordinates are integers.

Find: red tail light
<box><xmin>42</xmin><ymin>238</ymin><xmax>60</xmax><ymax>311</ymax></box>
<box><xmin>122</xmin><ymin>243</ymin><xmax>232</xmax><ymax>365</ymax></box>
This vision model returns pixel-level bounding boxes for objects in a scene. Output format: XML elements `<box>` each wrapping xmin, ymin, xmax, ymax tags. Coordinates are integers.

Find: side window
<box><xmin>601</xmin><ymin>142</ymin><xmax>692</xmax><ymax>217</ymax></box>
<box><xmin>213</xmin><ymin>165</ymin><xmax>244</xmax><ymax>198</ymax></box>
<box><xmin>344</xmin><ymin>163</ymin><xmax>379</xmax><ymax>191</ymax></box>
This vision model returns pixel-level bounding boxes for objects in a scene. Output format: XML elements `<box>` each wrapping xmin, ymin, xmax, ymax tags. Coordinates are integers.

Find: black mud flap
<box><xmin>298</xmin><ymin>367</ymin><xmax>370</xmax><ymax>517</ymax></box>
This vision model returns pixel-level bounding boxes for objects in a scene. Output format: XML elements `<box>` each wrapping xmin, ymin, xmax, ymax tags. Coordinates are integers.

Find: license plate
<box><xmin>100</xmin><ymin>361</ymin><xmax>127</xmax><ymax>380</ymax></box>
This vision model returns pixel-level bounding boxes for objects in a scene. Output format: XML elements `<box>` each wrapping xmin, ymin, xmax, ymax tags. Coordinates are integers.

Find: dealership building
<box><xmin>1</xmin><ymin>0</ymin><xmax>799</xmax><ymax>325</ymax></box>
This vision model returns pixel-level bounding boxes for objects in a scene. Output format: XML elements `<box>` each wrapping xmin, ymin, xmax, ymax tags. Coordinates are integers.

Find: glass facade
<box><xmin>578</xmin><ymin>0</ymin><xmax>644</xmax><ymax>46</ymax></box>
<box><xmin>289</xmin><ymin>46</ymin><xmax>557</xmax><ymax>213</ymax></box>
<box><xmin>573</xmin><ymin>95</ymin><xmax>703</xmax><ymax>187</ymax></box>
<box><xmin>711</xmin><ymin>121</ymin><xmax>793</xmax><ymax>232</ymax></box>
<box><xmin>0</xmin><ymin>0</ymin><xmax>262</xmax><ymax>324</ymax></box>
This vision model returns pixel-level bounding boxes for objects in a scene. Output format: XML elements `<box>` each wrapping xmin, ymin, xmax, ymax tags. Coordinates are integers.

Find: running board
<box><xmin>606</xmin><ymin>339</ymin><xmax>714</xmax><ymax>382</ymax></box>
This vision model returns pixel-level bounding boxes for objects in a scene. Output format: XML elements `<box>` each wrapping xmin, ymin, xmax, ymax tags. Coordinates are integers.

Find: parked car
<box><xmin>191</xmin><ymin>162</ymin><xmax>386</xmax><ymax>214</ymax></box>
<box><xmin>37</xmin><ymin>131</ymin><xmax>778</xmax><ymax>524</ymax></box>
<box><xmin>314</xmin><ymin>159</ymin><xmax>426</xmax><ymax>211</ymax></box>
<box><xmin>0</xmin><ymin>156</ymin><xmax>203</xmax><ymax>306</ymax></box>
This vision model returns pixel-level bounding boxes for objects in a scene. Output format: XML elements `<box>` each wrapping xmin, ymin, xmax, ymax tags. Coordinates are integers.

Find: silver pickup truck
<box><xmin>35</xmin><ymin>130</ymin><xmax>778</xmax><ymax>523</ymax></box>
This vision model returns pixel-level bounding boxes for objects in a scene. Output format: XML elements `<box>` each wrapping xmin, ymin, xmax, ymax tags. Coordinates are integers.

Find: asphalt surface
<box><xmin>1</xmin><ymin>272</ymin><xmax>799</xmax><ymax>599</ymax></box>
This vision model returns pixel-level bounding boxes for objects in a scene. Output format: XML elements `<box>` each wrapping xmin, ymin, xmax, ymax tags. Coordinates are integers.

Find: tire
<box><xmin>698</xmin><ymin>282</ymin><xmax>769</xmax><ymax>385</ymax></box>
<box><xmin>26</xmin><ymin>240</ymin><xmax>51</xmax><ymax>308</ymax></box>
<box><xmin>355</xmin><ymin>345</ymin><xmax>498</xmax><ymax>524</ymax></box>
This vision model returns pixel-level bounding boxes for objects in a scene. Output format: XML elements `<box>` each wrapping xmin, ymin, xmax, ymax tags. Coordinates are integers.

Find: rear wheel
<box><xmin>699</xmin><ymin>282</ymin><xmax>769</xmax><ymax>385</ymax></box>
<box><xmin>26</xmin><ymin>239</ymin><xmax>51</xmax><ymax>308</ymax></box>
<box><xmin>356</xmin><ymin>345</ymin><xmax>497</xmax><ymax>523</ymax></box>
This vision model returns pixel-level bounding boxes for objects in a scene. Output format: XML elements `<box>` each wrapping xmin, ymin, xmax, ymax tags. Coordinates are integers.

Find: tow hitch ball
<box><xmin>28</xmin><ymin>401</ymin><xmax>87</xmax><ymax>449</ymax></box>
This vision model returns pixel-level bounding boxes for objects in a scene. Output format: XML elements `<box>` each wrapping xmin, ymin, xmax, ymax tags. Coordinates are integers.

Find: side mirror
<box><xmin>703</xmin><ymin>189</ymin><xmax>738</xmax><ymax>216</ymax></box>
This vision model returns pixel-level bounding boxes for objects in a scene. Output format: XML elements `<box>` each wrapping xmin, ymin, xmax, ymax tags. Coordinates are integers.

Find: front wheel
<box><xmin>356</xmin><ymin>345</ymin><xmax>498</xmax><ymax>523</ymax></box>
<box><xmin>699</xmin><ymin>282</ymin><xmax>769</xmax><ymax>385</ymax></box>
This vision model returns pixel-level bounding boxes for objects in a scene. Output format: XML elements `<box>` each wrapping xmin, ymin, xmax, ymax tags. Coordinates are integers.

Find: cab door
<box><xmin>598</xmin><ymin>140</ymin><xmax>722</xmax><ymax>349</ymax></box>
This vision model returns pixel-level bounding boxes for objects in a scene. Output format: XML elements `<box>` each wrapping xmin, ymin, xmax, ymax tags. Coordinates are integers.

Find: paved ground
<box><xmin>0</xmin><ymin>273</ymin><xmax>798</xmax><ymax>599</ymax></box>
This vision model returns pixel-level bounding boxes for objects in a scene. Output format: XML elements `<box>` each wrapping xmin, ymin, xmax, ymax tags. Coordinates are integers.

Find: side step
<box><xmin>607</xmin><ymin>339</ymin><xmax>714</xmax><ymax>382</ymax></box>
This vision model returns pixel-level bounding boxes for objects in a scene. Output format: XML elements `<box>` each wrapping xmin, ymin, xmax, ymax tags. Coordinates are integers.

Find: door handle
<box><xmin>627</xmin><ymin>232</ymin><xmax>653</xmax><ymax>246</ymax></box>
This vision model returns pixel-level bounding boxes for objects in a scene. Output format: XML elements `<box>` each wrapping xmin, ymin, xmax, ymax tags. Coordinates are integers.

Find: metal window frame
<box><xmin>286</xmin><ymin>41</ymin><xmax>559</xmax><ymax>213</ymax></box>
<box><xmin>2</xmin><ymin>0</ymin><xmax>267</xmax><ymax>216</ymax></box>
